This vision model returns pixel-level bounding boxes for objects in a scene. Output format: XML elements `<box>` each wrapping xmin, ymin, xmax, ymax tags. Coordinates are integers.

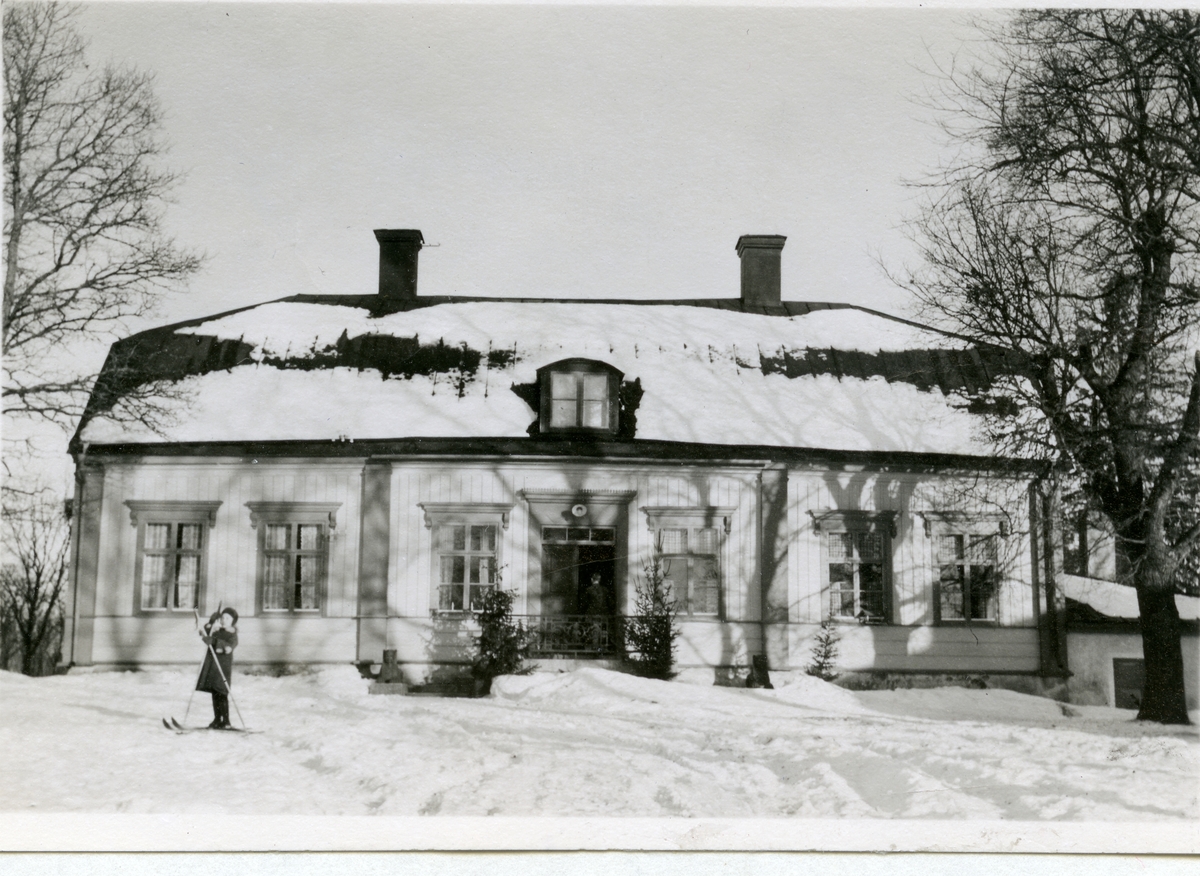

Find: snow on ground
<box><xmin>1</xmin><ymin>666</ymin><xmax>1196</xmax><ymax>820</ymax></box>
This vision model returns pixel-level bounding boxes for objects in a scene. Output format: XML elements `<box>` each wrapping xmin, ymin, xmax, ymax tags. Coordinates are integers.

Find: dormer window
<box><xmin>538</xmin><ymin>359</ymin><xmax>621</xmax><ymax>434</ymax></box>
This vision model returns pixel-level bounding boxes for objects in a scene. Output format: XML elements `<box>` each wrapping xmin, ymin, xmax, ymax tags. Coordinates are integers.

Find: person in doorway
<box><xmin>197</xmin><ymin>607</ymin><xmax>238</xmax><ymax>729</ymax></box>
<box><xmin>584</xmin><ymin>572</ymin><xmax>609</xmax><ymax>616</ymax></box>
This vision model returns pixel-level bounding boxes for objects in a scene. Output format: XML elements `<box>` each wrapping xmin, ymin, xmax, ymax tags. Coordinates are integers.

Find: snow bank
<box><xmin>855</xmin><ymin>686</ymin><xmax>1066</xmax><ymax>723</ymax></box>
<box><xmin>1059</xmin><ymin>574</ymin><xmax>1200</xmax><ymax>621</ymax></box>
<box><xmin>768</xmin><ymin>672</ymin><xmax>877</xmax><ymax>714</ymax></box>
<box><xmin>2</xmin><ymin>666</ymin><xmax>1196</xmax><ymax>820</ymax></box>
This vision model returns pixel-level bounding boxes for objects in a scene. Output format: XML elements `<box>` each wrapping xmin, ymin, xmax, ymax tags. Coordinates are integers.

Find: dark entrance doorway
<box><xmin>1112</xmin><ymin>658</ymin><xmax>1145</xmax><ymax>709</ymax></box>
<box><xmin>540</xmin><ymin>526</ymin><xmax>616</xmax><ymax>617</ymax></box>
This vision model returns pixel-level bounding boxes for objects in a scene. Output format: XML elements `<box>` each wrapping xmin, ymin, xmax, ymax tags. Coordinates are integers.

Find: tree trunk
<box><xmin>1135</xmin><ymin>585</ymin><xmax>1191</xmax><ymax>723</ymax></box>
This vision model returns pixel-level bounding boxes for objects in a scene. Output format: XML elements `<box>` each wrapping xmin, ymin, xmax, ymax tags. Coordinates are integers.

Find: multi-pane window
<box><xmin>542</xmin><ymin>526</ymin><xmax>616</xmax><ymax>545</ymax></box>
<box><xmin>435</xmin><ymin>523</ymin><xmax>498</xmax><ymax>611</ymax></box>
<box><xmin>538</xmin><ymin>360</ymin><xmax>621</xmax><ymax>433</ymax></box>
<box><xmin>655</xmin><ymin>526</ymin><xmax>721</xmax><ymax>617</ymax></box>
<box><xmin>127</xmin><ymin>500</ymin><xmax>221</xmax><ymax>616</ymax></box>
<box><xmin>936</xmin><ymin>533</ymin><xmax>999</xmax><ymax>622</ymax></box>
<box><xmin>262</xmin><ymin>523</ymin><xmax>326</xmax><ymax>612</ymax></box>
<box><xmin>827</xmin><ymin>530</ymin><xmax>887</xmax><ymax>623</ymax></box>
<box><xmin>550</xmin><ymin>372</ymin><xmax>610</xmax><ymax>429</ymax></box>
<box><xmin>247</xmin><ymin>502</ymin><xmax>340</xmax><ymax>616</ymax></box>
<box><xmin>140</xmin><ymin>522</ymin><xmax>204</xmax><ymax>611</ymax></box>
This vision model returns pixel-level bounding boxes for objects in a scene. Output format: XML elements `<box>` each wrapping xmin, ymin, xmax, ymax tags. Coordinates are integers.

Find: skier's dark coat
<box><xmin>196</xmin><ymin>628</ymin><xmax>237</xmax><ymax>695</ymax></box>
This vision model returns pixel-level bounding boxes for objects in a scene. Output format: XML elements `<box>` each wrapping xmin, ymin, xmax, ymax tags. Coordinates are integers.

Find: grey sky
<box><xmin>74</xmin><ymin>3</ymin><xmax>986</xmax><ymax>325</ymax></box>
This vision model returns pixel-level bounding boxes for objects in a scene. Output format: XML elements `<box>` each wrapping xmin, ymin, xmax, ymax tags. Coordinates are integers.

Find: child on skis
<box><xmin>197</xmin><ymin>607</ymin><xmax>238</xmax><ymax>729</ymax></box>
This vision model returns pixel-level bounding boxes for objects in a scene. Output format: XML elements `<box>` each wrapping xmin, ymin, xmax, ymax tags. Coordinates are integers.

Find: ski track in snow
<box><xmin>1</xmin><ymin>666</ymin><xmax>1196</xmax><ymax>819</ymax></box>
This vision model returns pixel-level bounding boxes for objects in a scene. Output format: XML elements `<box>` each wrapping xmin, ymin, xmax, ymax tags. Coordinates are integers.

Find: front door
<box><xmin>540</xmin><ymin>525</ymin><xmax>616</xmax><ymax>617</ymax></box>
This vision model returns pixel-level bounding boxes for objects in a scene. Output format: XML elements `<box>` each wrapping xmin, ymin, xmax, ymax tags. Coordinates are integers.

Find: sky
<box><xmin>9</xmin><ymin>2</ymin><xmax>1000</xmax><ymax>490</ymax></box>
<box><xmin>72</xmin><ymin>2</ymin><xmax>987</xmax><ymax>323</ymax></box>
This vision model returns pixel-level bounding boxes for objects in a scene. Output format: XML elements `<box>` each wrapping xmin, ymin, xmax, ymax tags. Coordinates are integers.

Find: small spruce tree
<box><xmin>805</xmin><ymin>617</ymin><xmax>841</xmax><ymax>682</ymax></box>
<box><xmin>472</xmin><ymin>586</ymin><xmax>530</xmax><ymax>689</ymax></box>
<box><xmin>623</xmin><ymin>554</ymin><xmax>679</xmax><ymax>680</ymax></box>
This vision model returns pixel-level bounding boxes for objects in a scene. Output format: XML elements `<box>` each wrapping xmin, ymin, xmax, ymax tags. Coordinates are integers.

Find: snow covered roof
<box><xmin>1059</xmin><ymin>574</ymin><xmax>1200</xmax><ymax>622</ymax></box>
<box><xmin>76</xmin><ymin>295</ymin><xmax>1026</xmax><ymax>458</ymax></box>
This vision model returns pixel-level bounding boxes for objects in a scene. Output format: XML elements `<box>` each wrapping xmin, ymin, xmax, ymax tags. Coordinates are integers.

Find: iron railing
<box><xmin>513</xmin><ymin>614</ymin><xmax>622</xmax><ymax>658</ymax></box>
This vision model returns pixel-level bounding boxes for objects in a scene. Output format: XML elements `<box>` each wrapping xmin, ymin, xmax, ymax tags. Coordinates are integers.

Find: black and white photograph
<box><xmin>1</xmin><ymin>1</ymin><xmax>1198</xmax><ymax>854</ymax></box>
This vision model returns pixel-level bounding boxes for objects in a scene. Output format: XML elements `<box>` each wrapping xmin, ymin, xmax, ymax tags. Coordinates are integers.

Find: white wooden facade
<box><xmin>65</xmin><ymin>452</ymin><xmax>1047</xmax><ymax>681</ymax></box>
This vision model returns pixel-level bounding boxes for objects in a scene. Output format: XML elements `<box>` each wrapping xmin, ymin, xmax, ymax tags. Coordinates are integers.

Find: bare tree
<box><xmin>1</xmin><ymin>495</ymin><xmax>70</xmax><ymax>676</ymax></box>
<box><xmin>905</xmin><ymin>10</ymin><xmax>1200</xmax><ymax>723</ymax></box>
<box><xmin>3</xmin><ymin>1</ymin><xmax>201</xmax><ymax>432</ymax></box>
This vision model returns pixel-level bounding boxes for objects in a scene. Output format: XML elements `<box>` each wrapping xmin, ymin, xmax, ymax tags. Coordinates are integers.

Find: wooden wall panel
<box><xmin>778</xmin><ymin>622</ymin><xmax>1040</xmax><ymax>672</ymax></box>
<box><xmin>785</xmin><ymin>469</ymin><xmax>1037</xmax><ymax>634</ymax></box>
<box><xmin>87</xmin><ymin>454</ymin><xmax>1040</xmax><ymax>671</ymax></box>
<box><xmin>94</xmin><ymin>460</ymin><xmax>363</xmax><ymax>630</ymax></box>
<box><xmin>387</xmin><ymin>462</ymin><xmax>759</xmax><ymax>628</ymax></box>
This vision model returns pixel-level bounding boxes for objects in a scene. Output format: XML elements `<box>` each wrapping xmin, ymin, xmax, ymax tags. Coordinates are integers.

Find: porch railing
<box><xmin>514</xmin><ymin>614</ymin><xmax>623</xmax><ymax>658</ymax></box>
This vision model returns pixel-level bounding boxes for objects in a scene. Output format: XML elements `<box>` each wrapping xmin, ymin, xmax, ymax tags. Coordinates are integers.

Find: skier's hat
<box><xmin>207</xmin><ymin>607</ymin><xmax>238</xmax><ymax>626</ymax></box>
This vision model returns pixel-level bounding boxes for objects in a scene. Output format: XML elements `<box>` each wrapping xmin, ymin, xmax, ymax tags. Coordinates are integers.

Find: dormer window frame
<box><xmin>537</xmin><ymin>358</ymin><xmax>622</xmax><ymax>435</ymax></box>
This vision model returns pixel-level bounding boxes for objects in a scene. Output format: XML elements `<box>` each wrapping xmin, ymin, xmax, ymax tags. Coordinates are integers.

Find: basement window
<box><xmin>538</xmin><ymin>359</ymin><xmax>621</xmax><ymax>434</ymax></box>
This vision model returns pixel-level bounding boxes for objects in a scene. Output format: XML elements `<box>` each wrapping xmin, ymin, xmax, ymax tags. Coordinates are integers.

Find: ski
<box><xmin>163</xmin><ymin>717</ymin><xmax>261</xmax><ymax>734</ymax></box>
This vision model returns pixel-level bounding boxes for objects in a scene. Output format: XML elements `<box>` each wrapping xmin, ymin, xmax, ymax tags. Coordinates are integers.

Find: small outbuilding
<box><xmin>1060</xmin><ymin>575</ymin><xmax>1199</xmax><ymax>710</ymax></box>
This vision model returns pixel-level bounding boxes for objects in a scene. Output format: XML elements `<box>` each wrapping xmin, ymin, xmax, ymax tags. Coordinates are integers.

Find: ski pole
<box><xmin>182</xmin><ymin>607</ymin><xmax>204</xmax><ymax>724</ymax></box>
<box><xmin>181</xmin><ymin>684</ymin><xmax>198</xmax><ymax>725</ymax></box>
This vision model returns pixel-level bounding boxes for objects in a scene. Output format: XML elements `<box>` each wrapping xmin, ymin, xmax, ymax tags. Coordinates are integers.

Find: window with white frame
<box><xmin>642</xmin><ymin>507</ymin><xmax>732</xmax><ymax>619</ymax></box>
<box><xmin>935</xmin><ymin>531</ymin><xmax>999</xmax><ymax>622</ymax></box>
<box><xmin>247</xmin><ymin>502</ymin><xmax>340</xmax><ymax>615</ymax></box>
<box><xmin>126</xmin><ymin>501</ymin><xmax>221</xmax><ymax>614</ymax></box>
<box><xmin>538</xmin><ymin>359</ymin><xmax>621</xmax><ymax>433</ymax></box>
<box><xmin>828</xmin><ymin>531</ymin><xmax>887</xmax><ymax>622</ymax></box>
<box><xmin>419</xmin><ymin>503</ymin><xmax>512</xmax><ymax>613</ymax></box>
<box><xmin>812</xmin><ymin>511</ymin><xmax>894</xmax><ymax>624</ymax></box>
<box><xmin>436</xmin><ymin>522</ymin><xmax>498</xmax><ymax>611</ymax></box>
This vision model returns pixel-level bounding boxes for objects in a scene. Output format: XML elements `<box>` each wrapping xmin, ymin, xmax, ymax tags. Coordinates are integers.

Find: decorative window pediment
<box><xmin>246</xmin><ymin>502</ymin><xmax>341</xmax><ymax>530</ymax></box>
<box><xmin>419</xmin><ymin>502</ymin><xmax>513</xmax><ymax>530</ymax></box>
<box><xmin>916</xmin><ymin>511</ymin><xmax>1010</xmax><ymax>539</ymax></box>
<box><xmin>641</xmin><ymin>506</ymin><xmax>735</xmax><ymax>535</ymax></box>
<box><xmin>126</xmin><ymin>500</ymin><xmax>222</xmax><ymax>528</ymax></box>
<box><xmin>807</xmin><ymin>509</ymin><xmax>897</xmax><ymax>539</ymax></box>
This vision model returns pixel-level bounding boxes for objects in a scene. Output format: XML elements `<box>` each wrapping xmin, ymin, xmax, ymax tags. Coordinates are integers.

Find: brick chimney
<box><xmin>736</xmin><ymin>234</ymin><xmax>786</xmax><ymax>307</ymax></box>
<box><xmin>373</xmin><ymin>229</ymin><xmax>424</xmax><ymax>300</ymax></box>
